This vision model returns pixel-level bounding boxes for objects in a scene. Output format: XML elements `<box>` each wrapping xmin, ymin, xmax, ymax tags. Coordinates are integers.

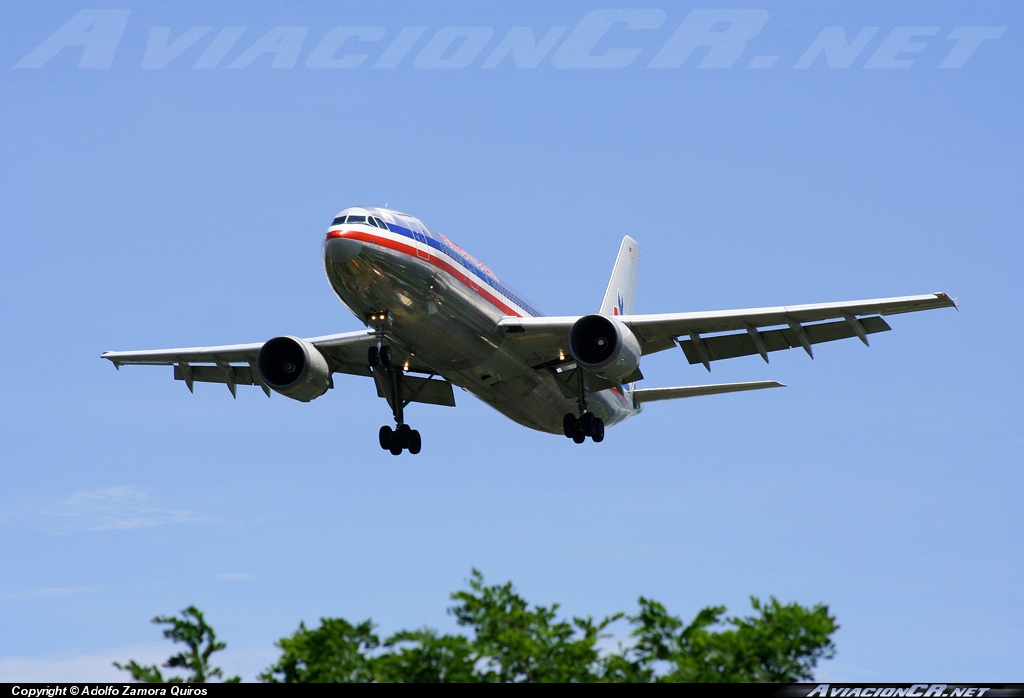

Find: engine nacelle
<box><xmin>256</xmin><ymin>336</ymin><xmax>331</xmax><ymax>402</ymax></box>
<box><xmin>568</xmin><ymin>314</ymin><xmax>642</xmax><ymax>381</ymax></box>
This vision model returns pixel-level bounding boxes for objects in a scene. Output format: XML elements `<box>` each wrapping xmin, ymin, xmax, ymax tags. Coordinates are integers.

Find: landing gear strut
<box><xmin>562</xmin><ymin>369</ymin><xmax>605</xmax><ymax>444</ymax></box>
<box><xmin>367</xmin><ymin>311</ymin><xmax>422</xmax><ymax>455</ymax></box>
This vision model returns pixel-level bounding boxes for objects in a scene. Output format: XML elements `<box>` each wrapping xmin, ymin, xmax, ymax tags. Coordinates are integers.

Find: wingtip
<box><xmin>936</xmin><ymin>292</ymin><xmax>959</xmax><ymax>311</ymax></box>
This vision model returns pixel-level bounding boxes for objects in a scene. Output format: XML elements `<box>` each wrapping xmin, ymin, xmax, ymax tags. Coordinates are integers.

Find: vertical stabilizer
<box><xmin>599</xmin><ymin>236</ymin><xmax>640</xmax><ymax>316</ymax></box>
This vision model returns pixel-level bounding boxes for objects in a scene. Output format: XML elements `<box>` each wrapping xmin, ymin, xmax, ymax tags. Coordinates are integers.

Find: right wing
<box><xmin>101</xmin><ymin>331</ymin><xmax>455</xmax><ymax>406</ymax></box>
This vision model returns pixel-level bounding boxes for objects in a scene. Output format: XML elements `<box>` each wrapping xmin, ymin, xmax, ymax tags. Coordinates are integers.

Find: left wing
<box><xmin>499</xmin><ymin>292</ymin><xmax>957</xmax><ymax>371</ymax></box>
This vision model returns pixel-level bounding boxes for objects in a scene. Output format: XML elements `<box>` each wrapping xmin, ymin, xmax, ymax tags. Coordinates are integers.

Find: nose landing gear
<box><xmin>367</xmin><ymin>344</ymin><xmax>392</xmax><ymax>369</ymax></box>
<box><xmin>367</xmin><ymin>311</ymin><xmax>423</xmax><ymax>455</ymax></box>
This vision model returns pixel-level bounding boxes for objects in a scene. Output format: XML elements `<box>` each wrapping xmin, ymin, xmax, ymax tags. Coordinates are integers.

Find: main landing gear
<box><xmin>562</xmin><ymin>369</ymin><xmax>605</xmax><ymax>444</ymax></box>
<box><xmin>368</xmin><ymin>312</ymin><xmax>422</xmax><ymax>456</ymax></box>
<box><xmin>378</xmin><ymin>423</ymin><xmax>421</xmax><ymax>456</ymax></box>
<box><xmin>563</xmin><ymin>411</ymin><xmax>604</xmax><ymax>443</ymax></box>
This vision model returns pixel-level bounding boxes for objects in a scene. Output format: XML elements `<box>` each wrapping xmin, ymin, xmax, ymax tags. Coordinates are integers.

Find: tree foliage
<box><xmin>115</xmin><ymin>605</ymin><xmax>240</xmax><ymax>683</ymax></box>
<box><xmin>614</xmin><ymin>596</ymin><xmax>838</xmax><ymax>682</ymax></box>
<box><xmin>259</xmin><ymin>570</ymin><xmax>837</xmax><ymax>683</ymax></box>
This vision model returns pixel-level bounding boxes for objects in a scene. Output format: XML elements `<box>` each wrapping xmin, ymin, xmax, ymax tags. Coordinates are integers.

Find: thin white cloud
<box><xmin>3</xmin><ymin>572</ymin><xmax>252</xmax><ymax>601</ymax></box>
<box><xmin>39</xmin><ymin>486</ymin><xmax>220</xmax><ymax>533</ymax></box>
<box><xmin>0</xmin><ymin>644</ymin><xmax>166</xmax><ymax>683</ymax></box>
<box><xmin>215</xmin><ymin>572</ymin><xmax>253</xmax><ymax>581</ymax></box>
<box><xmin>0</xmin><ymin>644</ymin><xmax>275</xmax><ymax>683</ymax></box>
<box><xmin>1</xmin><ymin>586</ymin><xmax>94</xmax><ymax>599</ymax></box>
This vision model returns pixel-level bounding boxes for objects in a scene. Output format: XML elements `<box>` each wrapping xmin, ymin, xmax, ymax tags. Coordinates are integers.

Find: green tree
<box><xmin>449</xmin><ymin>569</ymin><xmax>619</xmax><ymax>682</ymax></box>
<box><xmin>259</xmin><ymin>569</ymin><xmax>838</xmax><ymax>683</ymax></box>
<box><xmin>375</xmin><ymin>628</ymin><xmax>477</xmax><ymax>683</ymax></box>
<box><xmin>115</xmin><ymin>605</ymin><xmax>240</xmax><ymax>683</ymax></box>
<box><xmin>620</xmin><ymin>596</ymin><xmax>837</xmax><ymax>682</ymax></box>
<box><xmin>259</xmin><ymin>618</ymin><xmax>380</xmax><ymax>683</ymax></box>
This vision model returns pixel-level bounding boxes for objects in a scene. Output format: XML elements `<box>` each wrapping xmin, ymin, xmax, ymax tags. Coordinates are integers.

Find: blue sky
<box><xmin>1</xmin><ymin>0</ymin><xmax>1021</xmax><ymax>682</ymax></box>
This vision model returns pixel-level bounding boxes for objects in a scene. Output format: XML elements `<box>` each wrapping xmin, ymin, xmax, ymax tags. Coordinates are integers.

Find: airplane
<box><xmin>102</xmin><ymin>206</ymin><xmax>957</xmax><ymax>455</ymax></box>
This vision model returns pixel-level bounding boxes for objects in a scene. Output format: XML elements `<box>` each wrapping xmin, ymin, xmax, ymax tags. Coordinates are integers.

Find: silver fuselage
<box><xmin>322</xmin><ymin>206</ymin><xmax>636</xmax><ymax>434</ymax></box>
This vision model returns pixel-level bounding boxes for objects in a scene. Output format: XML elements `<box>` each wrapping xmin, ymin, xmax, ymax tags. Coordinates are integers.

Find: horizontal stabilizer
<box><xmin>633</xmin><ymin>380</ymin><xmax>785</xmax><ymax>405</ymax></box>
<box><xmin>678</xmin><ymin>316</ymin><xmax>891</xmax><ymax>367</ymax></box>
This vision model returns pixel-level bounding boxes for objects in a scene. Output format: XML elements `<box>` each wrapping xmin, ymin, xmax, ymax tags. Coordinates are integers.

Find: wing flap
<box><xmin>678</xmin><ymin>316</ymin><xmax>891</xmax><ymax>365</ymax></box>
<box><xmin>373</xmin><ymin>371</ymin><xmax>456</xmax><ymax>408</ymax></box>
<box><xmin>173</xmin><ymin>364</ymin><xmax>260</xmax><ymax>386</ymax></box>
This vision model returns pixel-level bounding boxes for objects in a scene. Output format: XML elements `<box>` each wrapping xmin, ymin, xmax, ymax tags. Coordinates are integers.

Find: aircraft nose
<box><xmin>323</xmin><ymin>235</ymin><xmax>363</xmax><ymax>265</ymax></box>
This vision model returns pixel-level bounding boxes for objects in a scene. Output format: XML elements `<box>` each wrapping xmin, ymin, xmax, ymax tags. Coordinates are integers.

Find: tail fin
<box><xmin>599</xmin><ymin>236</ymin><xmax>640</xmax><ymax>316</ymax></box>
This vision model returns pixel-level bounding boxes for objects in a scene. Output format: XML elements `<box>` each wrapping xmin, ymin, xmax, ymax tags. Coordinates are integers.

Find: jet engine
<box><xmin>567</xmin><ymin>314</ymin><xmax>642</xmax><ymax>381</ymax></box>
<box><xmin>256</xmin><ymin>336</ymin><xmax>332</xmax><ymax>402</ymax></box>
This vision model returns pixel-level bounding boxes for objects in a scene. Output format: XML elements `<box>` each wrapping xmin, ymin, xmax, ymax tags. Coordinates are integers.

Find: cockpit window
<box><xmin>332</xmin><ymin>214</ymin><xmax>388</xmax><ymax>228</ymax></box>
